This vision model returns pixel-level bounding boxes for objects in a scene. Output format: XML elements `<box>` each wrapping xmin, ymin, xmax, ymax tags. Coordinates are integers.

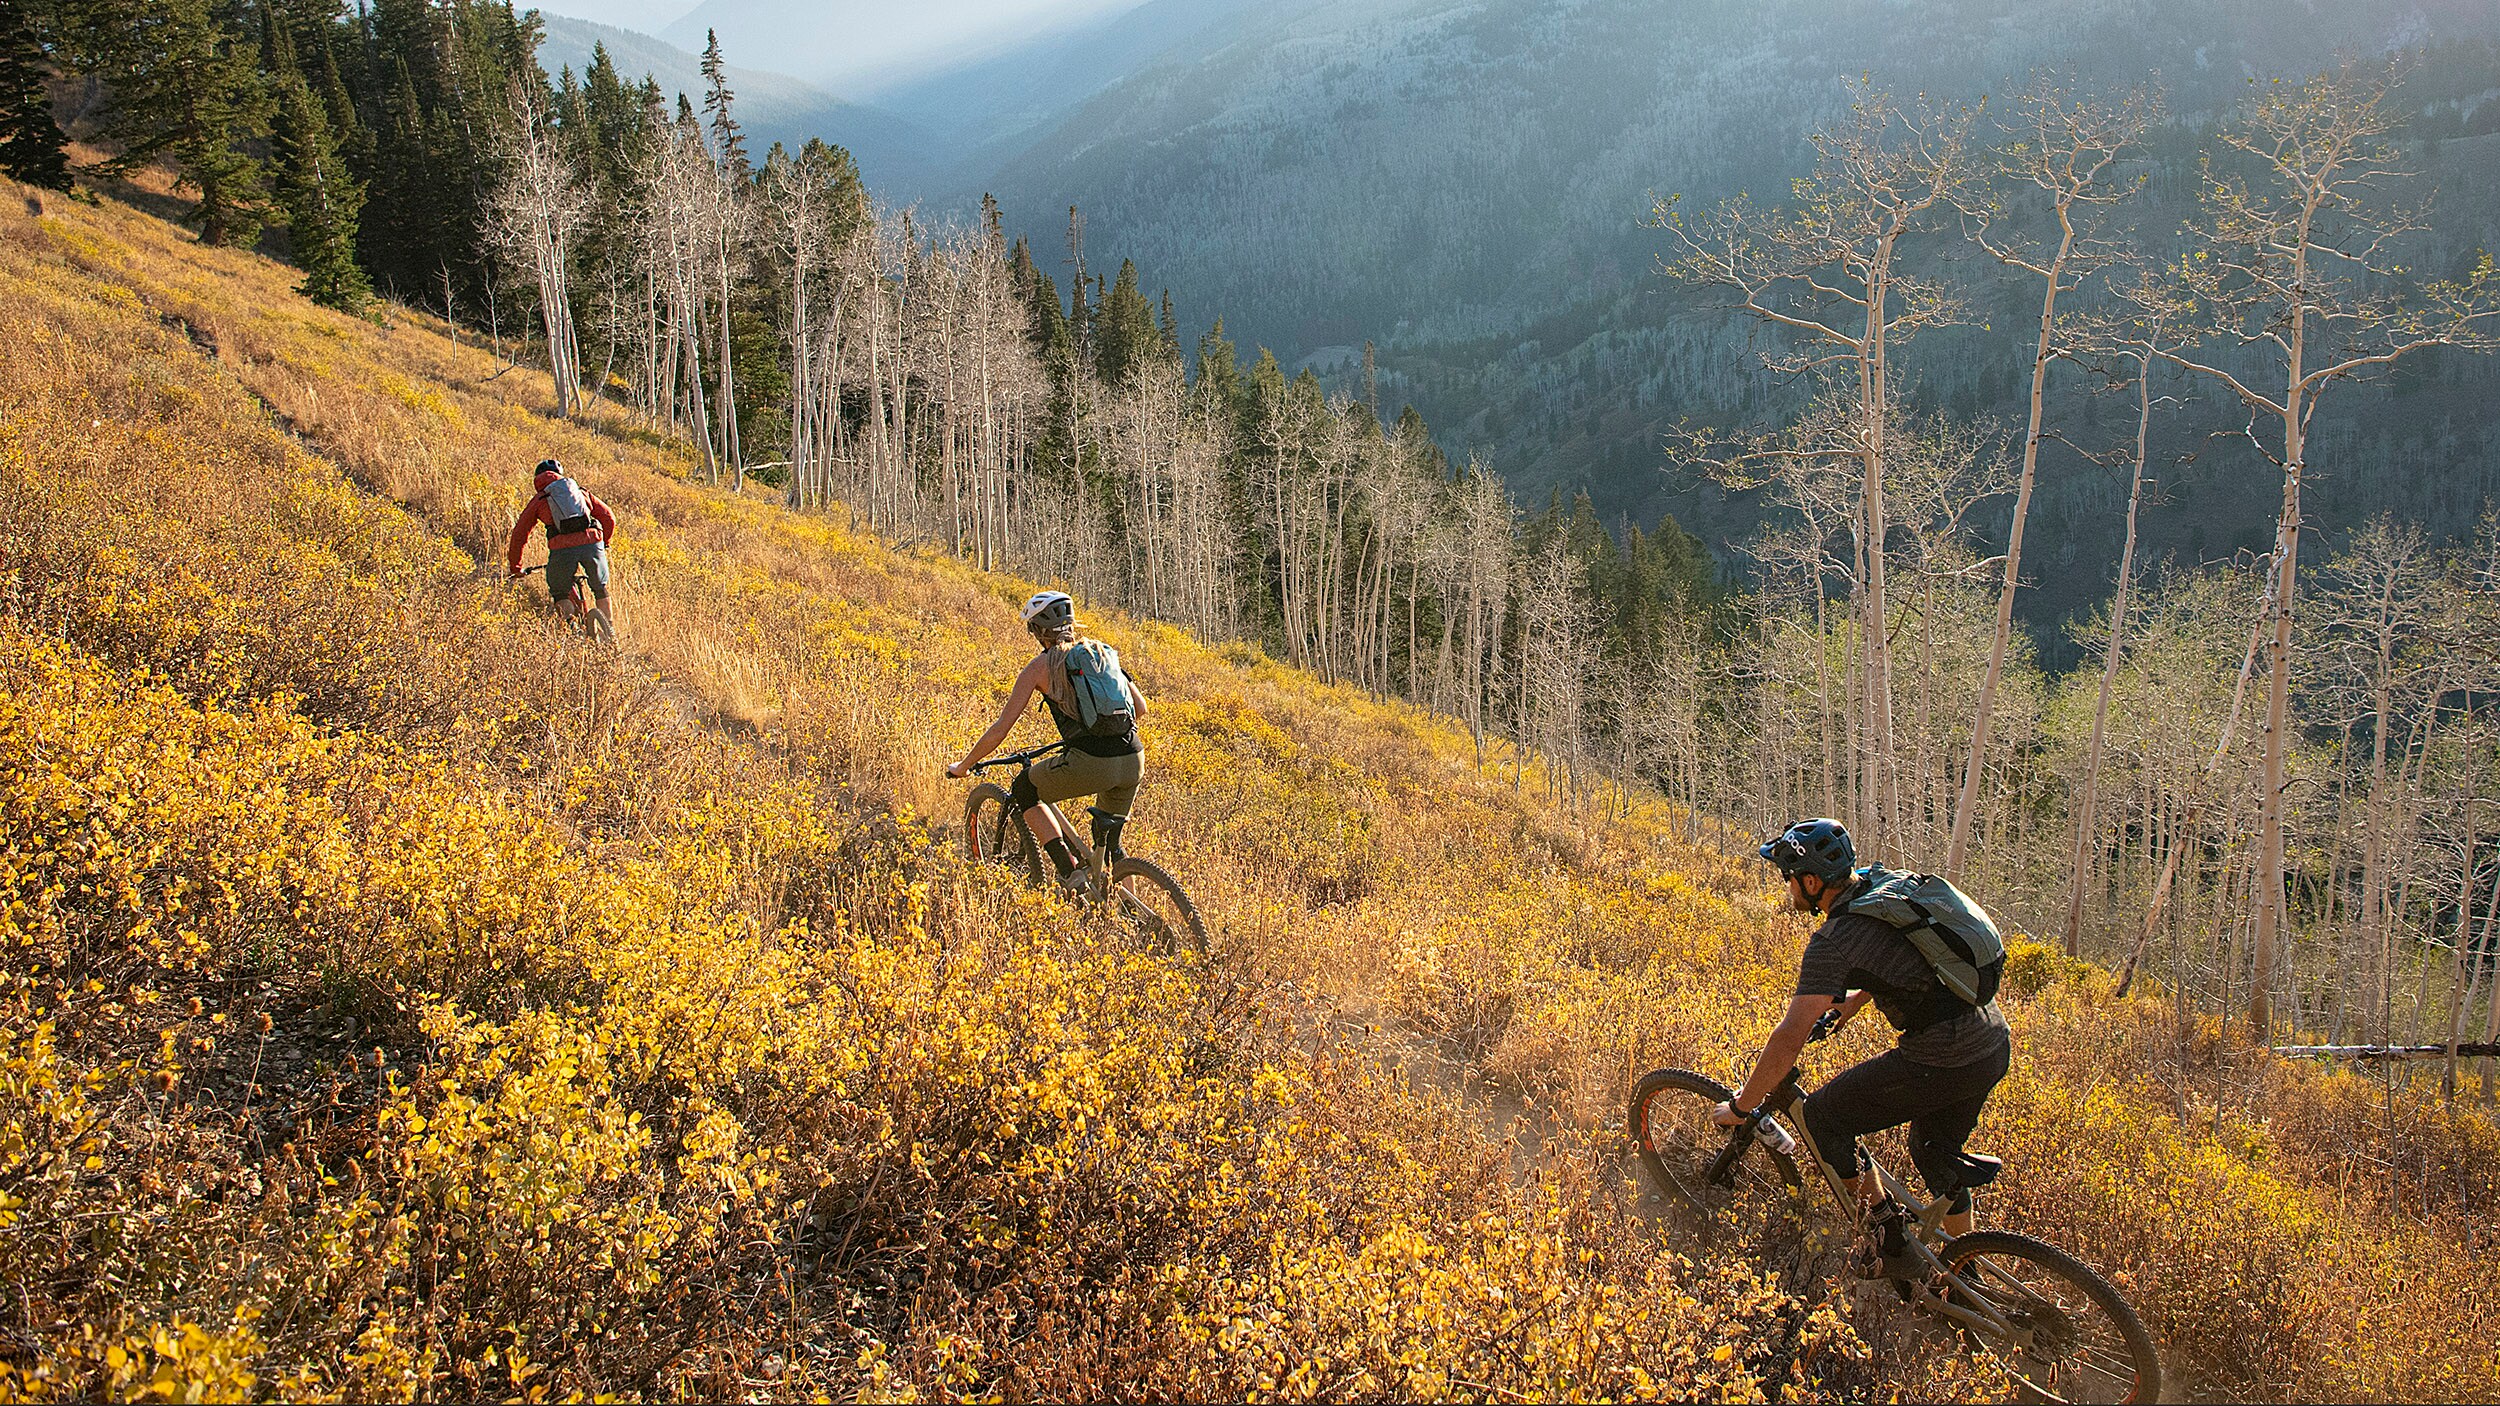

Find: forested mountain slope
<box><xmin>973</xmin><ymin>0</ymin><xmax>2500</xmax><ymax>629</ymax></box>
<box><xmin>3</xmin><ymin>178</ymin><xmax>2498</xmax><ymax>1400</ymax></box>
<box><xmin>533</xmin><ymin>15</ymin><xmax>935</xmax><ymax>186</ymax></box>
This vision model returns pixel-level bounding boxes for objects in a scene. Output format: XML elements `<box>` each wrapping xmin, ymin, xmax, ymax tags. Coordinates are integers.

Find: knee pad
<box><xmin>1009</xmin><ymin>772</ymin><xmax>1040</xmax><ymax>810</ymax></box>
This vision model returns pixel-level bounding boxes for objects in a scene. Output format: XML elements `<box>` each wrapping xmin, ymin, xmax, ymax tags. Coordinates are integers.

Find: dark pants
<box><xmin>1802</xmin><ymin>1035</ymin><xmax>2010</xmax><ymax>1213</ymax></box>
<box><xmin>547</xmin><ymin>543</ymin><xmax>609</xmax><ymax>603</ymax></box>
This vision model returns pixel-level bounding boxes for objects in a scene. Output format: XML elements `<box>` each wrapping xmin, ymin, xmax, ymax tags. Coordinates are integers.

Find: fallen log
<box><xmin>2271</xmin><ymin>1042</ymin><xmax>2500</xmax><ymax>1061</ymax></box>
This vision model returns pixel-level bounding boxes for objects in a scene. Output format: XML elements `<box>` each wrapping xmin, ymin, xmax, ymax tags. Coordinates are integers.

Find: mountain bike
<box><xmin>961</xmin><ymin>740</ymin><xmax>1207</xmax><ymax>957</ymax></box>
<box><xmin>517</xmin><ymin>563</ymin><xmax>613</xmax><ymax>643</ymax></box>
<box><xmin>1630</xmin><ymin>1025</ymin><xmax>2159</xmax><ymax>1404</ymax></box>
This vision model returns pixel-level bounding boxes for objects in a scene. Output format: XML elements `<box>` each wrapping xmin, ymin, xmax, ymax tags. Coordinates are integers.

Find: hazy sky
<box><xmin>530</xmin><ymin>0</ymin><xmax>1147</xmax><ymax>87</ymax></box>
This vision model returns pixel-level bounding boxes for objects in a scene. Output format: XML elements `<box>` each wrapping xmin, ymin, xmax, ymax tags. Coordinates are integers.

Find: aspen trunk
<box><xmin>1950</xmin><ymin>202</ymin><xmax>2077</xmax><ymax>878</ymax></box>
<box><xmin>2065</xmin><ymin>355</ymin><xmax>2154</xmax><ymax>955</ymax></box>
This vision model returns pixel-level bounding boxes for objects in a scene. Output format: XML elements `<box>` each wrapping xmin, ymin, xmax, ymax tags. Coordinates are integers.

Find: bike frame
<box><xmin>519</xmin><ymin>563</ymin><xmax>594</xmax><ymax>628</ymax></box>
<box><xmin>1732</xmin><ymin>1066</ymin><xmax>2035</xmax><ymax>1344</ymax></box>
<box><xmin>969</xmin><ymin>740</ymin><xmax>1113</xmax><ymax>889</ymax></box>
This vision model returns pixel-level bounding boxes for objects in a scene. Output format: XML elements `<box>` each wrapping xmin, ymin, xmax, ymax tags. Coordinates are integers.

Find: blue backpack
<box><xmin>1048</xmin><ymin>639</ymin><xmax>1136</xmax><ymax>738</ymax></box>
<box><xmin>1841</xmin><ymin>866</ymin><xmax>2007</xmax><ymax>1008</ymax></box>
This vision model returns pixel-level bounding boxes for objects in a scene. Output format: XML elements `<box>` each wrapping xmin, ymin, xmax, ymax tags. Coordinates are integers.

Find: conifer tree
<box><xmin>60</xmin><ymin>0</ymin><xmax>271</xmax><ymax>244</ymax></box>
<box><xmin>0</xmin><ymin>0</ymin><xmax>71</xmax><ymax>190</ymax></box>
<box><xmin>357</xmin><ymin>55</ymin><xmax>433</xmax><ymax>301</ymax></box>
<box><xmin>265</xmin><ymin>19</ymin><xmax>368</xmax><ymax>309</ymax></box>
<box><xmin>1195</xmin><ymin>319</ymin><xmax>1241</xmax><ymax>417</ymax></box>
<box><xmin>1094</xmin><ymin>258</ymin><xmax>1159</xmax><ymax>386</ymax></box>
<box><xmin>698</xmin><ymin>28</ymin><xmax>744</xmax><ymax>174</ymax></box>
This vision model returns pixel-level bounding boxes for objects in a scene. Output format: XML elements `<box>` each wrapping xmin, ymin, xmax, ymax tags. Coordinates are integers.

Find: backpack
<box><xmin>1047</xmin><ymin>639</ymin><xmax>1137</xmax><ymax>738</ymax></box>
<box><xmin>542</xmin><ymin>475</ymin><xmax>595</xmax><ymax>537</ymax></box>
<box><xmin>1841</xmin><ymin>866</ymin><xmax>2007</xmax><ymax>1008</ymax></box>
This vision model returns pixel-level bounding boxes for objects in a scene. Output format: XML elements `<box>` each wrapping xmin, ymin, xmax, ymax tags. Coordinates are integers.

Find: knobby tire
<box><xmin>1938</xmin><ymin>1230</ymin><xmax>2160</xmax><ymax>1406</ymax></box>
<box><xmin>1105</xmin><ymin>856</ymin><xmax>1207</xmax><ymax>957</ymax></box>
<box><xmin>963</xmin><ymin>783</ymin><xmax>1041</xmax><ymax>884</ymax></box>
<box><xmin>1629</xmin><ymin>1068</ymin><xmax>1802</xmax><ymax>1225</ymax></box>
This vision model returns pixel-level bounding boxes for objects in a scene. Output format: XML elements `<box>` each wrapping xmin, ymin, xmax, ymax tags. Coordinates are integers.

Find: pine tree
<box><xmin>1195</xmin><ymin>318</ymin><xmax>1241</xmax><ymax>417</ymax></box>
<box><xmin>0</xmin><ymin>0</ymin><xmax>71</xmax><ymax>189</ymax></box>
<box><xmin>60</xmin><ymin>0</ymin><xmax>271</xmax><ymax>244</ymax></box>
<box><xmin>356</xmin><ymin>55</ymin><xmax>431</xmax><ymax>301</ymax></box>
<box><xmin>265</xmin><ymin>20</ymin><xmax>368</xmax><ymax>309</ymax></box>
<box><xmin>1024</xmin><ymin>268</ymin><xmax>1068</xmax><ymax>358</ymax></box>
<box><xmin>1094</xmin><ymin>258</ymin><xmax>1159</xmax><ymax>386</ymax></box>
<box><xmin>698</xmin><ymin>28</ymin><xmax>744</xmax><ymax>174</ymax></box>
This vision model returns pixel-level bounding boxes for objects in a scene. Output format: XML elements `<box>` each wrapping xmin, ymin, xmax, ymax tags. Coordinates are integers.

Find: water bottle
<box><xmin>1755</xmin><ymin>1117</ymin><xmax>1797</xmax><ymax>1157</ymax></box>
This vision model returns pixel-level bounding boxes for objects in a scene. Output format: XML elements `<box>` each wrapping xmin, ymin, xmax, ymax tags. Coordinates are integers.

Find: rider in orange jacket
<box><xmin>506</xmin><ymin>459</ymin><xmax>617</xmax><ymax>640</ymax></box>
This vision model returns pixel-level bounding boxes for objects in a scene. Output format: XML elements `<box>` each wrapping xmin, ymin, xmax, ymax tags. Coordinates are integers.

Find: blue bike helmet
<box><xmin>1759</xmin><ymin>818</ymin><xmax>1856</xmax><ymax>884</ymax></box>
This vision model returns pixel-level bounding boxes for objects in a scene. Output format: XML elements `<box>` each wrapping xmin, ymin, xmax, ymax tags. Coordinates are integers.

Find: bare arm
<box><xmin>1723</xmin><ymin>993</ymin><xmax>1848</xmax><ymax>1116</ymax></box>
<box><xmin>1129</xmin><ymin>676</ymin><xmax>1150</xmax><ymax>722</ymax></box>
<box><xmin>950</xmin><ymin>656</ymin><xmax>1045</xmax><ymax>777</ymax></box>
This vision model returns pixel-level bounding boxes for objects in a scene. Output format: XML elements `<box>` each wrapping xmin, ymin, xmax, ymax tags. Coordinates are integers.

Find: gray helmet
<box><xmin>1021</xmin><ymin>590</ymin><xmax>1075</xmax><ymax>635</ymax></box>
<box><xmin>1759</xmin><ymin>818</ymin><xmax>1856</xmax><ymax>884</ymax></box>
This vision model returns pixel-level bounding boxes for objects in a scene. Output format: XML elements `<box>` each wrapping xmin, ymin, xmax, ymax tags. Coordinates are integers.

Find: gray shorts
<box><xmin>547</xmin><ymin>543</ymin><xmax>608</xmax><ymax>603</ymax></box>
<box><xmin>1024</xmin><ymin>746</ymin><xmax>1143</xmax><ymax>818</ymax></box>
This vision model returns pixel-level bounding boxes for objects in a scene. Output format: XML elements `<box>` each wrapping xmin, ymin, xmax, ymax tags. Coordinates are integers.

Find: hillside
<box><xmin>3</xmin><ymin>179</ymin><xmax>2498</xmax><ymax>1400</ymax></box>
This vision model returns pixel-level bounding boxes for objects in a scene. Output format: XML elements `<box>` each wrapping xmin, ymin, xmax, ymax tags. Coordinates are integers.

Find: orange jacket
<box><xmin>506</xmin><ymin>490</ymin><xmax>616</xmax><ymax>573</ymax></box>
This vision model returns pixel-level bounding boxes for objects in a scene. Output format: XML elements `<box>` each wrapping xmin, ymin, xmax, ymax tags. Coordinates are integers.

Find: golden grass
<box><xmin>1</xmin><ymin>177</ymin><xmax>2495</xmax><ymax>1401</ymax></box>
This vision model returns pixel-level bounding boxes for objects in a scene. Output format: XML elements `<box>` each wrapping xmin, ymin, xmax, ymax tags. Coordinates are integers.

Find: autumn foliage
<box><xmin>2</xmin><ymin>180</ymin><xmax>2496</xmax><ymax>1402</ymax></box>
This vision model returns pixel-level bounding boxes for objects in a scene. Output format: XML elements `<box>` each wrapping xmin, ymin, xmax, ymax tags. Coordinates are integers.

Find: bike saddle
<box><xmin>1953</xmin><ymin>1152</ymin><xmax>2003</xmax><ymax>1188</ymax></box>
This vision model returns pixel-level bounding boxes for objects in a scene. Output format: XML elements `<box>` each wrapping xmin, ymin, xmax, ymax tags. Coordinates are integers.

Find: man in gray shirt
<box><xmin>1711</xmin><ymin>818</ymin><xmax>2012</xmax><ymax>1243</ymax></box>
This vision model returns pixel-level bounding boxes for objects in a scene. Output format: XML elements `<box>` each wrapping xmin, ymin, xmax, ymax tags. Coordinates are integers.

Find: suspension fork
<box><xmin>1706</xmin><ymin>1069</ymin><xmax>1808</xmax><ymax>1187</ymax></box>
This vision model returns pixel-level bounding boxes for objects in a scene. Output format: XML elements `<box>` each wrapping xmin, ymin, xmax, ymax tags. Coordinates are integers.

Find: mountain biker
<box><xmin>947</xmin><ymin>591</ymin><xmax>1149</xmax><ymax>897</ymax></box>
<box><xmin>505</xmin><ymin>459</ymin><xmax>617</xmax><ymax>641</ymax></box>
<box><xmin>1713</xmin><ymin>818</ymin><xmax>2013</xmax><ymax>1244</ymax></box>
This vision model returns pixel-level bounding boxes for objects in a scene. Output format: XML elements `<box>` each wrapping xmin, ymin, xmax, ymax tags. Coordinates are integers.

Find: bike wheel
<box><xmin>964</xmin><ymin>783</ymin><xmax>1040</xmax><ymax>883</ymax></box>
<box><xmin>1629</xmin><ymin>1068</ymin><xmax>1802</xmax><ymax>1223</ymax></box>
<box><xmin>1938</xmin><ymin>1230</ymin><xmax>2160</xmax><ymax>1405</ymax></box>
<box><xmin>1104</xmin><ymin>857</ymin><xmax>1207</xmax><ymax>958</ymax></box>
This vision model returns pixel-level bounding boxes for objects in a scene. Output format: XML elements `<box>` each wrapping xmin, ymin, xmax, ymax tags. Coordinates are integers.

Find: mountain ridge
<box><xmin>535</xmin><ymin>14</ymin><xmax>938</xmax><ymax>184</ymax></box>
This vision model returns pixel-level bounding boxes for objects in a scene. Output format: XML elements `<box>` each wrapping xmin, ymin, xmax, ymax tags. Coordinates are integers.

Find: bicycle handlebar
<box><xmin>963</xmin><ymin>739</ymin><xmax>1072</xmax><ymax>775</ymax></box>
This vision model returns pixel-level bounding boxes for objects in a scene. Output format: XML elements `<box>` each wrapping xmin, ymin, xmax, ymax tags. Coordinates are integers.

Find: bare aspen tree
<box><xmin>1946</xmin><ymin>78</ymin><xmax>2155</xmax><ymax>879</ymax></box>
<box><xmin>641</xmin><ymin>117</ymin><xmax>722</xmax><ymax>480</ymax></box>
<box><xmin>962</xmin><ymin>220</ymin><xmax>1031</xmax><ymax>572</ymax></box>
<box><xmin>2062</xmin><ymin>274</ymin><xmax>2186</xmax><ymax>956</ymax></box>
<box><xmin>488</xmin><ymin>79</ymin><xmax>591</xmax><ymax>417</ymax></box>
<box><xmin>762</xmin><ymin>145</ymin><xmax>835</xmax><ymax>510</ymax></box>
<box><xmin>2317</xmin><ymin>519</ymin><xmax>2443</xmax><ymax>1041</ymax></box>
<box><xmin>2120</xmin><ymin>567</ymin><xmax>2271</xmax><ymax>997</ymax></box>
<box><xmin>1450</xmin><ymin>460</ymin><xmax>1515</xmax><ymax>767</ymax></box>
<box><xmin>1887</xmin><ymin>412</ymin><xmax>2017</xmax><ymax>861</ymax></box>
<box><xmin>2163</xmin><ymin>62</ymin><xmax>2499</xmax><ymax>1039</ymax></box>
<box><xmin>1516</xmin><ymin>538</ymin><xmax>1595</xmax><ymax>802</ymax></box>
<box><xmin>1658</xmin><ymin>83</ymin><xmax>1979</xmax><ymax>857</ymax></box>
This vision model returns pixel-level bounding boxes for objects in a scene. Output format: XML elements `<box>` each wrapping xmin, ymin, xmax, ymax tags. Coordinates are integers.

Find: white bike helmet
<box><xmin>1021</xmin><ymin>590</ymin><xmax>1075</xmax><ymax>633</ymax></box>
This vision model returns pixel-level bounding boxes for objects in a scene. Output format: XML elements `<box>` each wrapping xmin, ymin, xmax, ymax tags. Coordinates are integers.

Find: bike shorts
<box><xmin>1801</xmin><ymin>1031</ymin><xmax>2010</xmax><ymax>1213</ymax></box>
<box><xmin>547</xmin><ymin>543</ymin><xmax>609</xmax><ymax>603</ymax></box>
<box><xmin>1012</xmin><ymin>747</ymin><xmax>1142</xmax><ymax>819</ymax></box>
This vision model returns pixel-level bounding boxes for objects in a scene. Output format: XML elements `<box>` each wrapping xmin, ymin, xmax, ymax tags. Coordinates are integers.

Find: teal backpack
<box><xmin>1049</xmin><ymin>639</ymin><xmax>1137</xmax><ymax>738</ymax></box>
<box><xmin>1841</xmin><ymin>866</ymin><xmax>2007</xmax><ymax>1007</ymax></box>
